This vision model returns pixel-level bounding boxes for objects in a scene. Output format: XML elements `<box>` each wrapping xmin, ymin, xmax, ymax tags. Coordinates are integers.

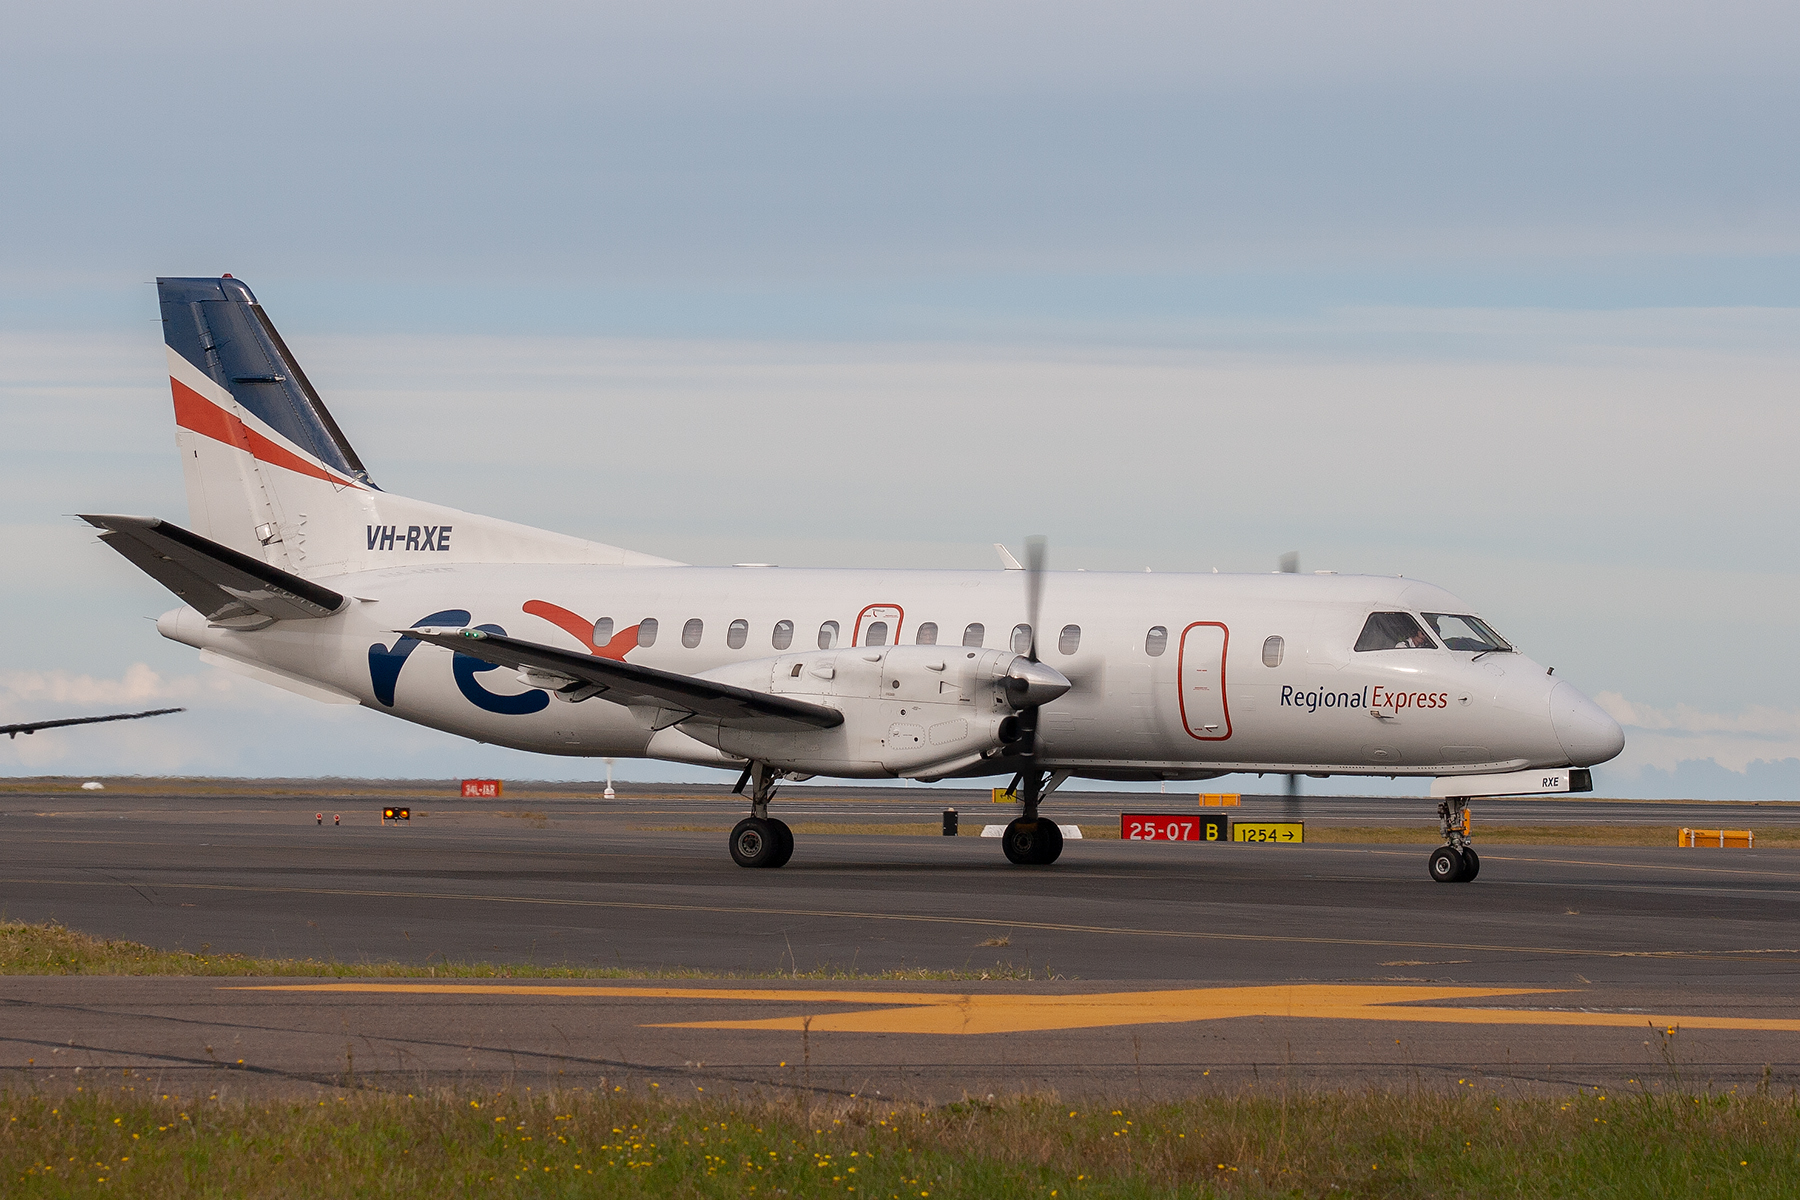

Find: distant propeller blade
<box><xmin>1023</xmin><ymin>535</ymin><xmax>1046</xmax><ymax>661</ymax></box>
<box><xmin>1279</xmin><ymin>551</ymin><xmax>1300</xmax><ymax>574</ymax></box>
<box><xmin>1284</xmin><ymin>772</ymin><xmax>1301</xmax><ymax>822</ymax></box>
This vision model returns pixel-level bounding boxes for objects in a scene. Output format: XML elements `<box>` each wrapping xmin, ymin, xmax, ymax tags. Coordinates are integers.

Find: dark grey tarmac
<box><xmin>2</xmin><ymin>781</ymin><xmax>1797</xmax><ymax>1100</ymax></box>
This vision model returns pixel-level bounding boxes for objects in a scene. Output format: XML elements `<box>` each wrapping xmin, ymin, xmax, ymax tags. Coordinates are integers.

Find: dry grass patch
<box><xmin>0</xmin><ymin>922</ymin><xmax>1045</xmax><ymax>981</ymax></box>
<box><xmin>3</xmin><ymin>1085</ymin><xmax>1797</xmax><ymax>1197</ymax></box>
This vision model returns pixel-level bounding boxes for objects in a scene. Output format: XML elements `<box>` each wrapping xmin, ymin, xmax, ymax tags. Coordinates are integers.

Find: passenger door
<box><xmin>1178</xmin><ymin>622</ymin><xmax>1232</xmax><ymax>740</ymax></box>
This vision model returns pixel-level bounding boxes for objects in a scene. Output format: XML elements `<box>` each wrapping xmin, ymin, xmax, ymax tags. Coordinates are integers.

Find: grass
<box><xmin>2</xmin><ymin>1084</ymin><xmax>1796</xmax><ymax>1197</ymax></box>
<box><xmin>0</xmin><ymin>922</ymin><xmax>1046</xmax><ymax>981</ymax></box>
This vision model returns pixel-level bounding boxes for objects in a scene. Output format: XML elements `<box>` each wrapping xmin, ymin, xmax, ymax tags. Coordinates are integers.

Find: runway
<box><xmin>2</xmin><ymin>780</ymin><xmax>1797</xmax><ymax>1099</ymax></box>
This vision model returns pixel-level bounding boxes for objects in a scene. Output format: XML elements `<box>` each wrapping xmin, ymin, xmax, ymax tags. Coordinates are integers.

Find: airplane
<box><xmin>2</xmin><ymin>708</ymin><xmax>184</xmax><ymax>739</ymax></box>
<box><xmin>82</xmin><ymin>276</ymin><xmax>1624</xmax><ymax>882</ymax></box>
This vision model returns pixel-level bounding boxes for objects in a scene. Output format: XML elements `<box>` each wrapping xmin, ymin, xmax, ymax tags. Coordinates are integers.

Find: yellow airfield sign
<box><xmin>1232</xmin><ymin>822</ymin><xmax>1304</xmax><ymax>843</ymax></box>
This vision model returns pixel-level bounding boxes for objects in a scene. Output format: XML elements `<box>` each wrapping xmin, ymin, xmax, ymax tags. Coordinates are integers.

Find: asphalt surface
<box><xmin>1</xmin><ymin>780</ymin><xmax>1797</xmax><ymax>1100</ymax></box>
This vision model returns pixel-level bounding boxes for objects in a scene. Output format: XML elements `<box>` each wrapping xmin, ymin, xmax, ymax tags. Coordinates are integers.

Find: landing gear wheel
<box><xmin>1459</xmin><ymin>846</ymin><xmax>1479</xmax><ymax>881</ymax></box>
<box><xmin>766</xmin><ymin>818</ymin><xmax>794</xmax><ymax>868</ymax></box>
<box><xmin>1428</xmin><ymin>845</ymin><xmax>1464</xmax><ymax>883</ymax></box>
<box><xmin>729</xmin><ymin>817</ymin><xmax>781</xmax><ymax>868</ymax></box>
<box><xmin>1002</xmin><ymin>818</ymin><xmax>1064</xmax><ymax>866</ymax></box>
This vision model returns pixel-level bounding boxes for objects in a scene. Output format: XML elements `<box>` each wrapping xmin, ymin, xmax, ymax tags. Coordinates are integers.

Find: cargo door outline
<box><xmin>1178</xmin><ymin>622</ymin><xmax>1231</xmax><ymax>740</ymax></box>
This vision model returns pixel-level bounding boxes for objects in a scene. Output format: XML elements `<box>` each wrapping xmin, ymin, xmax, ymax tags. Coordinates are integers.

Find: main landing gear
<box><xmin>1001</xmin><ymin>816</ymin><xmax>1063</xmax><ymax>866</ymax></box>
<box><xmin>728</xmin><ymin>763</ymin><xmax>794</xmax><ymax>869</ymax></box>
<box><xmin>1428</xmin><ymin>796</ymin><xmax>1480</xmax><ymax>883</ymax></box>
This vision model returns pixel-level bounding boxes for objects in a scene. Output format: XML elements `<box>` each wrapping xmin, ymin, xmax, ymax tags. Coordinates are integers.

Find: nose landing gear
<box><xmin>1429</xmin><ymin>796</ymin><xmax>1480</xmax><ymax>882</ymax></box>
<box><xmin>728</xmin><ymin>763</ymin><xmax>795</xmax><ymax>869</ymax></box>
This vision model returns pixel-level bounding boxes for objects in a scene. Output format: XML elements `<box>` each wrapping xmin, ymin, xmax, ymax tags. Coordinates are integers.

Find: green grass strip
<box><xmin>2</xmin><ymin>1085</ymin><xmax>1796</xmax><ymax>1197</ymax></box>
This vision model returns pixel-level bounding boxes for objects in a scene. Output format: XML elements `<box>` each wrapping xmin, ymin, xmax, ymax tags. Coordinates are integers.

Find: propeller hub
<box><xmin>1004</xmin><ymin>657</ymin><xmax>1071</xmax><ymax>708</ymax></box>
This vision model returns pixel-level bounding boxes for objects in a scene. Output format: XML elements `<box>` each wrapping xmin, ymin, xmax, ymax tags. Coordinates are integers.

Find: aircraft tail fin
<box><xmin>154</xmin><ymin>276</ymin><xmax>679</xmax><ymax>578</ymax></box>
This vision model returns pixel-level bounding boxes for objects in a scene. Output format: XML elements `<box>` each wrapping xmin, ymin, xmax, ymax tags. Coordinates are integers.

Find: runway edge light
<box><xmin>383</xmin><ymin>807</ymin><xmax>412</xmax><ymax>823</ymax></box>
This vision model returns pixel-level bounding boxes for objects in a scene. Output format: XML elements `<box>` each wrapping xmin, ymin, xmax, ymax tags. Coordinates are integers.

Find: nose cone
<box><xmin>1004</xmin><ymin>657</ymin><xmax>1072</xmax><ymax>708</ymax></box>
<box><xmin>1549</xmin><ymin>681</ymin><xmax>1625</xmax><ymax>766</ymax></box>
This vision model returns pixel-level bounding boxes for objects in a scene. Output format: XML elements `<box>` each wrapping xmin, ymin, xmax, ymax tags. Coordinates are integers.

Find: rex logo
<box><xmin>368</xmin><ymin>610</ymin><xmax>548</xmax><ymax>715</ymax></box>
<box><xmin>367</xmin><ymin>602</ymin><xmax>637</xmax><ymax>715</ymax></box>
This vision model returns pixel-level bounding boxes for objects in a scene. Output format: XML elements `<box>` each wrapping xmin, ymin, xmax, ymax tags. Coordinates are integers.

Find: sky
<box><xmin>2</xmin><ymin>2</ymin><xmax>1797</xmax><ymax>796</ymax></box>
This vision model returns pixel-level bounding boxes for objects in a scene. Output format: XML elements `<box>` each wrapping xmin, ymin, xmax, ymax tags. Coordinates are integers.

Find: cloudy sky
<box><xmin>2</xmin><ymin>2</ymin><xmax>1796</xmax><ymax>795</ymax></box>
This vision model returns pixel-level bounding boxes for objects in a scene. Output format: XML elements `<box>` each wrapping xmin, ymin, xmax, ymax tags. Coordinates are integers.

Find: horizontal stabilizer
<box><xmin>82</xmin><ymin>514</ymin><xmax>346</xmax><ymax>629</ymax></box>
<box><xmin>403</xmin><ymin>629</ymin><xmax>845</xmax><ymax>733</ymax></box>
<box><xmin>1</xmin><ymin>707</ymin><xmax>184</xmax><ymax>740</ymax></box>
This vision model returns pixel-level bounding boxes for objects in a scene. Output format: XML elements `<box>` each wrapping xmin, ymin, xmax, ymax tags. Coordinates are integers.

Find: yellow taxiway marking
<box><xmin>231</xmin><ymin>982</ymin><xmax>1800</xmax><ymax>1037</ymax></box>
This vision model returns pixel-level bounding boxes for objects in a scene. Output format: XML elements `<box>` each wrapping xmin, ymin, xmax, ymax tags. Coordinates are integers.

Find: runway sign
<box><xmin>461</xmin><ymin>779</ymin><xmax>501</xmax><ymax>798</ymax></box>
<box><xmin>1122</xmin><ymin>813</ymin><xmax>1229</xmax><ymax>841</ymax></box>
<box><xmin>1232</xmin><ymin>822</ymin><xmax>1303</xmax><ymax>843</ymax></box>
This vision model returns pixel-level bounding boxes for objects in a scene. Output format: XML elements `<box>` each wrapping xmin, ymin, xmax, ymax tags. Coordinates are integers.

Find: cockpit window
<box><xmin>1422</xmin><ymin>613</ymin><xmax>1511</xmax><ymax>653</ymax></box>
<box><xmin>1354</xmin><ymin>611</ymin><xmax>1436</xmax><ymax>652</ymax></box>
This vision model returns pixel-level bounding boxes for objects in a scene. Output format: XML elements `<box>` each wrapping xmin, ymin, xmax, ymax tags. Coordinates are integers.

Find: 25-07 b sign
<box><xmin>1122</xmin><ymin>814</ymin><xmax>1229</xmax><ymax>842</ymax></box>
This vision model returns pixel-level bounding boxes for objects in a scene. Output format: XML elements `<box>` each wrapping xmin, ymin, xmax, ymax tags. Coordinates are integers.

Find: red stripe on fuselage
<box><xmin>170</xmin><ymin>377</ymin><xmax>358</xmax><ymax>489</ymax></box>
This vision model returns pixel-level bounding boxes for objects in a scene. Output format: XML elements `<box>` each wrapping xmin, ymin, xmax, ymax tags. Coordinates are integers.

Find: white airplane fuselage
<box><xmin>157</xmin><ymin>560</ymin><xmax>1617</xmax><ymax>782</ymax></box>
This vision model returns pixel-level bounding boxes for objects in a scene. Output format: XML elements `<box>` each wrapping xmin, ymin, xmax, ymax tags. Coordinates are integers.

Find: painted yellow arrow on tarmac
<box><xmin>233</xmin><ymin>982</ymin><xmax>1800</xmax><ymax>1037</ymax></box>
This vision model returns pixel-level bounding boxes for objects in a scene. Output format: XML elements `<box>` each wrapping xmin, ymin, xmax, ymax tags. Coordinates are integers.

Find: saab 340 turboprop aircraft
<box><xmin>84</xmin><ymin>276</ymin><xmax>1624</xmax><ymax>882</ymax></box>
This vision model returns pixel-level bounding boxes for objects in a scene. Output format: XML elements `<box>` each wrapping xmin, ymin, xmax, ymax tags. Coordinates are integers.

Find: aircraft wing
<box><xmin>1</xmin><ymin>707</ymin><xmax>185</xmax><ymax>739</ymax></box>
<box><xmin>403</xmin><ymin>629</ymin><xmax>845</xmax><ymax>733</ymax></box>
<box><xmin>81</xmin><ymin>514</ymin><xmax>345</xmax><ymax>627</ymax></box>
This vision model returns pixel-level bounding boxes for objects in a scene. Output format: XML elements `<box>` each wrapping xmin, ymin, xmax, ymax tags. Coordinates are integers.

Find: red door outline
<box><xmin>1177</xmin><ymin>621</ymin><xmax>1232</xmax><ymax>741</ymax></box>
<box><xmin>852</xmin><ymin>603</ymin><xmax>905</xmax><ymax>647</ymax></box>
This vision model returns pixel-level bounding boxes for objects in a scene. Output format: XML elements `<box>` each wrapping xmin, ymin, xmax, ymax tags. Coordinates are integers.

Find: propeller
<box><xmin>1278</xmin><ymin>551</ymin><xmax>1301</xmax><ymax>820</ymax></box>
<box><xmin>1007</xmin><ymin>535</ymin><xmax>1070</xmax><ymax>824</ymax></box>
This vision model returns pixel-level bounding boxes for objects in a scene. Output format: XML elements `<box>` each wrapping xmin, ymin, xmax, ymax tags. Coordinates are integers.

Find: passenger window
<box><xmin>727</xmin><ymin>619</ymin><xmax>748</xmax><ymax>649</ymax></box>
<box><xmin>772</xmin><ymin>619</ymin><xmax>794</xmax><ymax>650</ymax></box>
<box><xmin>637</xmin><ymin>618</ymin><xmax>658</xmax><ymax>648</ymax></box>
<box><xmin>865</xmin><ymin>620</ymin><xmax>889</xmax><ymax>647</ymax></box>
<box><xmin>1262</xmin><ymin>635</ymin><xmax>1284</xmax><ymax>667</ymax></box>
<box><xmin>1058</xmin><ymin>624</ymin><xmax>1081</xmax><ymax>655</ymax></box>
<box><xmin>1144</xmin><ymin>626</ymin><xmax>1167</xmax><ymax>656</ymax></box>
<box><xmin>1011</xmin><ymin>624</ymin><xmax>1033</xmax><ymax>654</ymax></box>
<box><xmin>818</xmin><ymin>620</ymin><xmax>839</xmax><ymax>650</ymax></box>
<box><xmin>682</xmin><ymin>618</ymin><xmax>704</xmax><ymax>648</ymax></box>
<box><xmin>591</xmin><ymin>617</ymin><xmax>614</xmax><ymax>647</ymax></box>
<box><xmin>1355</xmin><ymin>612</ymin><xmax>1436</xmax><ymax>652</ymax></box>
<box><xmin>915</xmin><ymin>621</ymin><xmax>938</xmax><ymax>645</ymax></box>
<box><xmin>962</xmin><ymin>622</ymin><xmax>984</xmax><ymax>647</ymax></box>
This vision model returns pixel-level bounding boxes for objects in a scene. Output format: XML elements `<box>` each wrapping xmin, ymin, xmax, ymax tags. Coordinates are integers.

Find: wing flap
<box><xmin>403</xmin><ymin>629</ymin><xmax>844</xmax><ymax>733</ymax></box>
<box><xmin>83</xmin><ymin>514</ymin><xmax>345</xmax><ymax>627</ymax></box>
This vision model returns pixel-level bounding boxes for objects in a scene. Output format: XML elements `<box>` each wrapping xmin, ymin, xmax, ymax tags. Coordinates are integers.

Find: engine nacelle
<box><xmin>673</xmin><ymin>644</ymin><xmax>1065</xmax><ymax>778</ymax></box>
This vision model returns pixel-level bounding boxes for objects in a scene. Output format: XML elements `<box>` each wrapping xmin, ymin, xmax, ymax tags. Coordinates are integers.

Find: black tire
<box><xmin>1002</xmin><ymin>818</ymin><xmax>1063</xmax><ymax>866</ymax></box>
<box><xmin>767</xmin><ymin>818</ymin><xmax>795</xmax><ymax>868</ymax></box>
<box><xmin>1001</xmin><ymin>818</ymin><xmax>1038</xmax><ymax>865</ymax></box>
<box><xmin>1460</xmin><ymin>846</ymin><xmax>1480</xmax><ymax>881</ymax></box>
<box><xmin>1428</xmin><ymin>845</ymin><xmax>1463</xmax><ymax>883</ymax></box>
<box><xmin>729</xmin><ymin>817</ymin><xmax>779</xmax><ymax>868</ymax></box>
